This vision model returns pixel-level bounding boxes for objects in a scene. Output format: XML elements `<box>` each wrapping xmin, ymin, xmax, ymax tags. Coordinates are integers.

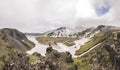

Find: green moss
<box><xmin>74</xmin><ymin>41</ymin><xmax>110</xmax><ymax>70</ymax></box>
<box><xmin>63</xmin><ymin>41</ymin><xmax>75</xmax><ymax>47</ymax></box>
<box><xmin>73</xmin><ymin>58</ymin><xmax>82</xmax><ymax>64</ymax></box>
<box><xmin>29</xmin><ymin>55</ymin><xmax>38</xmax><ymax>64</ymax></box>
<box><xmin>0</xmin><ymin>61</ymin><xmax>4</xmax><ymax>69</ymax></box>
<box><xmin>37</xmin><ymin>37</ymin><xmax>78</xmax><ymax>45</ymax></box>
<box><xmin>75</xmin><ymin>32</ymin><xmax>105</xmax><ymax>55</ymax></box>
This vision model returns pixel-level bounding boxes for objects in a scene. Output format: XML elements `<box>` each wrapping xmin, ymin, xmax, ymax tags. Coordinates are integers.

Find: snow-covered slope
<box><xmin>26</xmin><ymin>36</ymin><xmax>49</xmax><ymax>56</ymax></box>
<box><xmin>42</xmin><ymin>27</ymin><xmax>86</xmax><ymax>37</ymax></box>
<box><xmin>76</xmin><ymin>25</ymin><xmax>120</xmax><ymax>38</ymax></box>
<box><xmin>53</xmin><ymin>38</ymin><xmax>90</xmax><ymax>58</ymax></box>
<box><xmin>26</xmin><ymin>36</ymin><xmax>90</xmax><ymax>58</ymax></box>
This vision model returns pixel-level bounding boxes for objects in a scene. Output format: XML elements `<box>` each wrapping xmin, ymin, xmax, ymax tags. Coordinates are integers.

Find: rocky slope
<box><xmin>74</xmin><ymin>29</ymin><xmax>120</xmax><ymax>70</ymax></box>
<box><xmin>0</xmin><ymin>28</ymin><xmax>35</xmax><ymax>51</ymax></box>
<box><xmin>3</xmin><ymin>47</ymin><xmax>77</xmax><ymax>70</ymax></box>
<box><xmin>1</xmin><ymin>25</ymin><xmax>120</xmax><ymax>70</ymax></box>
<box><xmin>0</xmin><ymin>28</ymin><xmax>35</xmax><ymax>69</ymax></box>
<box><xmin>0</xmin><ymin>28</ymin><xmax>77</xmax><ymax>70</ymax></box>
<box><xmin>6</xmin><ymin>29</ymin><xmax>120</xmax><ymax>70</ymax></box>
<box><xmin>76</xmin><ymin>25</ymin><xmax>120</xmax><ymax>38</ymax></box>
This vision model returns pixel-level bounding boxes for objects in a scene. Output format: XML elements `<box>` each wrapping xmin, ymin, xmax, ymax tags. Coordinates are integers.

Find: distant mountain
<box><xmin>35</xmin><ymin>25</ymin><xmax>120</xmax><ymax>38</ymax></box>
<box><xmin>75</xmin><ymin>25</ymin><xmax>120</xmax><ymax>38</ymax></box>
<box><xmin>41</xmin><ymin>27</ymin><xmax>86</xmax><ymax>37</ymax></box>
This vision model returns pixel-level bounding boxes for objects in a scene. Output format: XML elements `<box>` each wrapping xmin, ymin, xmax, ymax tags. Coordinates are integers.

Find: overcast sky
<box><xmin>0</xmin><ymin>0</ymin><xmax>120</xmax><ymax>33</ymax></box>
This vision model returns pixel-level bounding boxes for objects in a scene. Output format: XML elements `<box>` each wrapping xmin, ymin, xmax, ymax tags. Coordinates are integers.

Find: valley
<box><xmin>1</xmin><ymin>25</ymin><xmax>120</xmax><ymax>70</ymax></box>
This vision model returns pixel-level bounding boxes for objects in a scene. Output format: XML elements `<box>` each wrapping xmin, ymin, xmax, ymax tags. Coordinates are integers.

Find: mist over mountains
<box><xmin>25</xmin><ymin>25</ymin><xmax>120</xmax><ymax>38</ymax></box>
<box><xmin>0</xmin><ymin>0</ymin><xmax>120</xmax><ymax>70</ymax></box>
<box><xmin>0</xmin><ymin>0</ymin><xmax>120</xmax><ymax>32</ymax></box>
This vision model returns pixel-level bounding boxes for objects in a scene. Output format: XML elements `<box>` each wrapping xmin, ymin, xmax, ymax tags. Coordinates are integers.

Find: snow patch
<box><xmin>74</xmin><ymin>38</ymin><xmax>90</xmax><ymax>45</ymax></box>
<box><xmin>26</xmin><ymin>36</ymin><xmax>93</xmax><ymax>58</ymax></box>
<box><xmin>26</xmin><ymin>36</ymin><xmax>49</xmax><ymax>56</ymax></box>
<box><xmin>53</xmin><ymin>38</ymin><xmax>90</xmax><ymax>58</ymax></box>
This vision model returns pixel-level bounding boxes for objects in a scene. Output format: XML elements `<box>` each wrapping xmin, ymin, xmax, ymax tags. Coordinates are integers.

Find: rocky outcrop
<box><xmin>3</xmin><ymin>53</ymin><xmax>30</xmax><ymax>70</ymax></box>
<box><xmin>104</xmin><ymin>32</ymin><xmax>120</xmax><ymax>70</ymax></box>
<box><xmin>0</xmin><ymin>28</ymin><xmax>35</xmax><ymax>69</ymax></box>
<box><xmin>2</xmin><ymin>47</ymin><xmax>77</xmax><ymax>70</ymax></box>
<box><xmin>74</xmin><ymin>30</ymin><xmax>120</xmax><ymax>70</ymax></box>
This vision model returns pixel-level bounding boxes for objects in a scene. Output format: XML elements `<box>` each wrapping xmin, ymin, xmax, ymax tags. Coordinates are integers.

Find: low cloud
<box><xmin>0</xmin><ymin>0</ymin><xmax>120</xmax><ymax>33</ymax></box>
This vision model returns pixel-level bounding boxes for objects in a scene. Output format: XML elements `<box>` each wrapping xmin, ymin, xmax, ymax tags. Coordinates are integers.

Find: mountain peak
<box><xmin>56</xmin><ymin>27</ymin><xmax>66</xmax><ymax>30</ymax></box>
<box><xmin>97</xmin><ymin>25</ymin><xmax>106</xmax><ymax>29</ymax></box>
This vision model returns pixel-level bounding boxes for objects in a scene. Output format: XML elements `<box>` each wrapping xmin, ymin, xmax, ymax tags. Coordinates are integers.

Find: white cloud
<box><xmin>76</xmin><ymin>0</ymin><xmax>96</xmax><ymax>18</ymax></box>
<box><xmin>0</xmin><ymin>0</ymin><xmax>120</xmax><ymax>32</ymax></box>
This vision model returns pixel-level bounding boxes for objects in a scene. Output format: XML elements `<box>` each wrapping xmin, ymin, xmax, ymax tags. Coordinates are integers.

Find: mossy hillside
<box><xmin>0</xmin><ymin>28</ymin><xmax>36</xmax><ymax>69</ymax></box>
<box><xmin>73</xmin><ymin>57</ymin><xmax>91</xmax><ymax>70</ymax></box>
<box><xmin>74</xmin><ymin>42</ymin><xmax>110</xmax><ymax>70</ymax></box>
<box><xmin>0</xmin><ymin>47</ymin><xmax>24</xmax><ymax>69</ymax></box>
<box><xmin>63</xmin><ymin>41</ymin><xmax>75</xmax><ymax>46</ymax></box>
<box><xmin>75</xmin><ymin>32</ymin><xmax>106</xmax><ymax>55</ymax></box>
<box><xmin>74</xmin><ymin>30</ymin><xmax>120</xmax><ymax>70</ymax></box>
<box><xmin>75</xmin><ymin>30</ymin><xmax>116</xmax><ymax>55</ymax></box>
<box><xmin>0</xmin><ymin>32</ymin><xmax>18</xmax><ymax>61</ymax></box>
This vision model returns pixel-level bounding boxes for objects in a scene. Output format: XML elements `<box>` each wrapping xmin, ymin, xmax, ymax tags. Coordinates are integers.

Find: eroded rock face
<box><xmin>3</xmin><ymin>53</ymin><xmax>30</xmax><ymax>70</ymax></box>
<box><xmin>105</xmin><ymin>44</ymin><xmax>120</xmax><ymax>70</ymax></box>
<box><xmin>104</xmin><ymin>32</ymin><xmax>120</xmax><ymax>70</ymax></box>
<box><xmin>0</xmin><ymin>28</ymin><xmax>35</xmax><ymax>70</ymax></box>
<box><xmin>3</xmin><ymin>47</ymin><xmax>77</xmax><ymax>70</ymax></box>
<box><xmin>0</xmin><ymin>28</ymin><xmax>35</xmax><ymax>51</ymax></box>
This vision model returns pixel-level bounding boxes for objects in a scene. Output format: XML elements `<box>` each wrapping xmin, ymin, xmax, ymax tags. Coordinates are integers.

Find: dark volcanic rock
<box><xmin>3</xmin><ymin>47</ymin><xmax>77</xmax><ymax>70</ymax></box>
<box><xmin>3</xmin><ymin>53</ymin><xmax>30</xmax><ymax>70</ymax></box>
<box><xmin>0</xmin><ymin>28</ymin><xmax>35</xmax><ymax>69</ymax></box>
<box><xmin>104</xmin><ymin>32</ymin><xmax>120</xmax><ymax>70</ymax></box>
<box><xmin>104</xmin><ymin>44</ymin><xmax>120</xmax><ymax>70</ymax></box>
<box><xmin>32</xmin><ymin>52</ymin><xmax>42</xmax><ymax>57</ymax></box>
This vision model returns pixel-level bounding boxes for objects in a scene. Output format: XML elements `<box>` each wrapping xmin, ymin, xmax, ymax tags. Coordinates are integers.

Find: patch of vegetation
<box><xmin>74</xmin><ymin>30</ymin><xmax>120</xmax><ymax>69</ymax></box>
<box><xmin>29</xmin><ymin>55</ymin><xmax>38</xmax><ymax>64</ymax></box>
<box><xmin>73</xmin><ymin>58</ymin><xmax>82</xmax><ymax>65</ymax></box>
<box><xmin>0</xmin><ymin>61</ymin><xmax>4</xmax><ymax>70</ymax></box>
<box><xmin>63</xmin><ymin>41</ymin><xmax>75</xmax><ymax>46</ymax></box>
<box><xmin>36</xmin><ymin>37</ymin><xmax>78</xmax><ymax>46</ymax></box>
<box><xmin>75</xmin><ymin>32</ymin><xmax>105</xmax><ymax>55</ymax></box>
<box><xmin>74</xmin><ymin>42</ymin><xmax>110</xmax><ymax>70</ymax></box>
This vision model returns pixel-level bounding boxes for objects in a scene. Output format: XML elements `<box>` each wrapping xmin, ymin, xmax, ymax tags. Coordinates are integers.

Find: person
<box><xmin>49</xmin><ymin>43</ymin><xmax>51</xmax><ymax>47</ymax></box>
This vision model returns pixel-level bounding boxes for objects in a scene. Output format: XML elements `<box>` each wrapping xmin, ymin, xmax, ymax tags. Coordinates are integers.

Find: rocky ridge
<box><xmin>3</xmin><ymin>47</ymin><xmax>77</xmax><ymax>70</ymax></box>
